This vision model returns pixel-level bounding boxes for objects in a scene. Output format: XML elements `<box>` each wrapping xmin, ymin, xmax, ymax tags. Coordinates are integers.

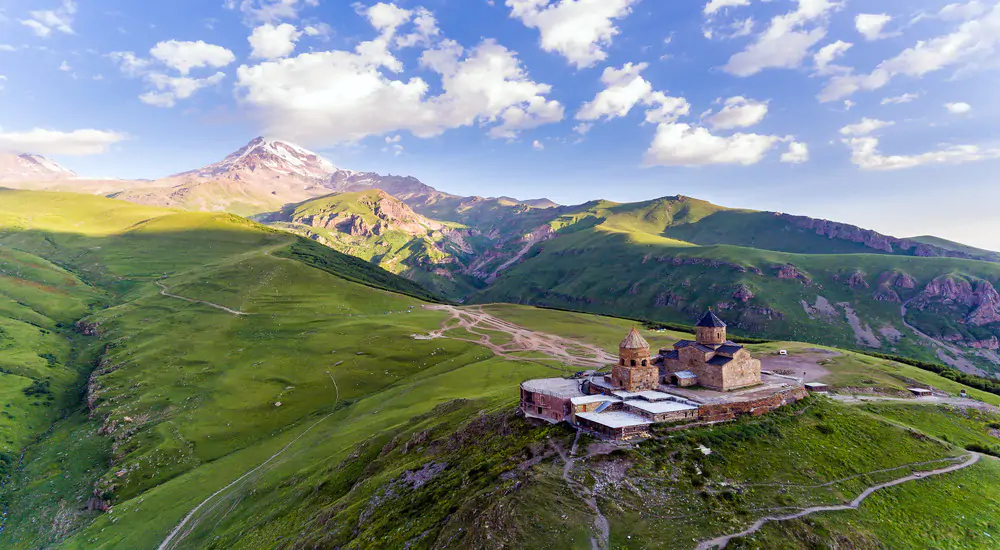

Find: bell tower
<box><xmin>611</xmin><ymin>327</ymin><xmax>658</xmax><ymax>392</ymax></box>
<box><xmin>695</xmin><ymin>310</ymin><xmax>727</xmax><ymax>346</ymax></box>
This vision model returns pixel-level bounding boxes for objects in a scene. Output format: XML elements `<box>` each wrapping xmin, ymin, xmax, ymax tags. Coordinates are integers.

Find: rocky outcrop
<box><xmin>775</xmin><ymin>264</ymin><xmax>811</xmax><ymax>284</ymax></box>
<box><xmin>911</xmin><ymin>275</ymin><xmax>1000</xmax><ymax>326</ymax></box>
<box><xmin>878</xmin><ymin>271</ymin><xmax>917</xmax><ymax>289</ymax></box>
<box><xmin>780</xmin><ymin>214</ymin><xmax>999</xmax><ymax>262</ymax></box>
<box><xmin>846</xmin><ymin>270</ymin><xmax>870</xmax><ymax>289</ymax></box>
<box><xmin>873</xmin><ymin>285</ymin><xmax>901</xmax><ymax>303</ymax></box>
<box><xmin>732</xmin><ymin>285</ymin><xmax>754</xmax><ymax>303</ymax></box>
<box><xmin>656</xmin><ymin>256</ymin><xmax>763</xmax><ymax>275</ymax></box>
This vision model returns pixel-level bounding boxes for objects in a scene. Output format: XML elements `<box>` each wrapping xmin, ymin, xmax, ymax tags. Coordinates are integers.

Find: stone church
<box><xmin>660</xmin><ymin>310</ymin><xmax>762</xmax><ymax>391</ymax></box>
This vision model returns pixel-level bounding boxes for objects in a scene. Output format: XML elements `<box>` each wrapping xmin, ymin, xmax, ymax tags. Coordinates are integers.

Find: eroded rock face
<box><xmin>911</xmin><ymin>275</ymin><xmax>1000</xmax><ymax>326</ymax></box>
<box><xmin>775</xmin><ymin>264</ymin><xmax>811</xmax><ymax>284</ymax></box>
<box><xmin>873</xmin><ymin>285</ymin><xmax>902</xmax><ymax>303</ymax></box>
<box><xmin>846</xmin><ymin>270</ymin><xmax>870</xmax><ymax>289</ymax></box>
<box><xmin>732</xmin><ymin>285</ymin><xmax>754</xmax><ymax>303</ymax></box>
<box><xmin>780</xmin><ymin>214</ymin><xmax>998</xmax><ymax>262</ymax></box>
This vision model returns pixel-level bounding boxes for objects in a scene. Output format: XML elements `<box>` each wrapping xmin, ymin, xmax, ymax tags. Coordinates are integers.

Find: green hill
<box><xmin>909</xmin><ymin>235</ymin><xmax>1000</xmax><ymax>262</ymax></box>
<box><xmin>3</xmin><ymin>189</ymin><xmax>1000</xmax><ymax>550</ymax></box>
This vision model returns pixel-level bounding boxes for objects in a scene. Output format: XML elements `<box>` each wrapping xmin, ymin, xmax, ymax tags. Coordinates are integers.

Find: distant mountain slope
<box><xmin>263</xmin><ymin>190</ymin><xmax>482</xmax><ymax>296</ymax></box>
<box><xmin>0</xmin><ymin>152</ymin><xmax>76</xmax><ymax>181</ymax></box>
<box><xmin>908</xmin><ymin>235</ymin><xmax>1000</xmax><ymax>262</ymax></box>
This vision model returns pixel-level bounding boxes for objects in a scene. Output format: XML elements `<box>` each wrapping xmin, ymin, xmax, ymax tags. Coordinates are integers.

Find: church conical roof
<box><xmin>620</xmin><ymin>327</ymin><xmax>650</xmax><ymax>350</ymax></box>
<box><xmin>696</xmin><ymin>310</ymin><xmax>727</xmax><ymax>328</ymax></box>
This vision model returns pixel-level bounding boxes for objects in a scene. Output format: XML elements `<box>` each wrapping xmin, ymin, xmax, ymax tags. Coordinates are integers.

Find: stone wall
<box><xmin>520</xmin><ymin>387</ymin><xmax>572</xmax><ymax>423</ymax></box>
<box><xmin>719</xmin><ymin>352</ymin><xmax>762</xmax><ymax>391</ymax></box>
<box><xmin>612</xmin><ymin>364</ymin><xmax>659</xmax><ymax>392</ymax></box>
<box><xmin>697</xmin><ymin>386</ymin><xmax>808</xmax><ymax>423</ymax></box>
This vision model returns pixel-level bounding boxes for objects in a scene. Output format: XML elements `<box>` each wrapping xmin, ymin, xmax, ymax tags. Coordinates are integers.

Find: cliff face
<box><xmin>781</xmin><ymin>214</ymin><xmax>997</xmax><ymax>262</ymax></box>
<box><xmin>911</xmin><ymin>275</ymin><xmax>1000</xmax><ymax>326</ymax></box>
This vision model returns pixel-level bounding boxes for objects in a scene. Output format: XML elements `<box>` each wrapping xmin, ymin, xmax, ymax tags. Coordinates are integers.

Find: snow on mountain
<box><xmin>0</xmin><ymin>152</ymin><xmax>76</xmax><ymax>181</ymax></box>
<box><xmin>175</xmin><ymin>137</ymin><xmax>338</xmax><ymax>181</ymax></box>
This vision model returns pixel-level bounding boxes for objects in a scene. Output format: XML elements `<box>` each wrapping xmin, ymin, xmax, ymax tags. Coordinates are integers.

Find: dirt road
<box><xmin>695</xmin><ymin>453</ymin><xmax>981</xmax><ymax>549</ymax></box>
<box><xmin>830</xmin><ymin>393</ymin><xmax>1000</xmax><ymax>413</ymax></box>
<box><xmin>155</xmin><ymin>281</ymin><xmax>251</xmax><ymax>316</ymax></box>
<box><xmin>420</xmin><ymin>305</ymin><xmax>617</xmax><ymax>369</ymax></box>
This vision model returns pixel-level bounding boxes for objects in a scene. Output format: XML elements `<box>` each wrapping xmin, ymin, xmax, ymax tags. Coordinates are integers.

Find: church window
<box><xmin>641</xmin><ymin>360</ymin><xmax>647</xmax><ymax>366</ymax></box>
<box><xmin>630</xmin><ymin>360</ymin><xmax>636</xmax><ymax>366</ymax></box>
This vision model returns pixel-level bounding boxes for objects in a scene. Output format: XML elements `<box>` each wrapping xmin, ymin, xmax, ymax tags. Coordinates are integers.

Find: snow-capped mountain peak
<box><xmin>0</xmin><ymin>152</ymin><xmax>76</xmax><ymax>181</ymax></box>
<box><xmin>178</xmin><ymin>137</ymin><xmax>338</xmax><ymax>180</ymax></box>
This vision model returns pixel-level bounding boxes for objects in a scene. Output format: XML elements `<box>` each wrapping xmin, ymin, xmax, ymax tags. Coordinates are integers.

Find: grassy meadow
<box><xmin>0</xmin><ymin>189</ymin><xmax>998</xmax><ymax>549</ymax></box>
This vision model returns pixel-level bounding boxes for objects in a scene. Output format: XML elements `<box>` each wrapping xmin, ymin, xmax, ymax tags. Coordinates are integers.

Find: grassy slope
<box><xmin>909</xmin><ymin>235</ymin><xmax>1000</xmax><ymax>262</ymax></box>
<box><xmin>477</xmin><ymin>222</ymin><xmax>1000</xmax><ymax>371</ymax></box>
<box><xmin>1</xmin><ymin>190</ymin><xmax>999</xmax><ymax>549</ymax></box>
<box><xmin>268</xmin><ymin>191</ymin><xmax>479</xmax><ymax>298</ymax></box>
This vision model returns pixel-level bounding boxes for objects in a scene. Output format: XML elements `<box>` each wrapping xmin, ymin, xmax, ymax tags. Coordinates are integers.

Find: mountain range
<box><xmin>5</xmin><ymin>138</ymin><xmax>1000</xmax><ymax>375</ymax></box>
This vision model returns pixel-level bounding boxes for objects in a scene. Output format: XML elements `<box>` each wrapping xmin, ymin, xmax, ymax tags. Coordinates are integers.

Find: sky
<box><xmin>1</xmin><ymin>0</ymin><xmax>999</xmax><ymax>248</ymax></box>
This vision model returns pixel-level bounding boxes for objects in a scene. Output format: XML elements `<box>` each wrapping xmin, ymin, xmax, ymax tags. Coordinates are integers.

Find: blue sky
<box><xmin>1</xmin><ymin>0</ymin><xmax>999</xmax><ymax>248</ymax></box>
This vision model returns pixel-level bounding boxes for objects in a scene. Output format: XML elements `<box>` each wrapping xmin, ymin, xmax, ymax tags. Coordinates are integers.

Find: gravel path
<box><xmin>421</xmin><ymin>305</ymin><xmax>617</xmax><ymax>369</ymax></box>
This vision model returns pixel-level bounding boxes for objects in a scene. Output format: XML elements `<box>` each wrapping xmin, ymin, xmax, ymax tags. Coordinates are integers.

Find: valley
<box><xmin>2</xmin><ymin>150</ymin><xmax>1000</xmax><ymax>550</ymax></box>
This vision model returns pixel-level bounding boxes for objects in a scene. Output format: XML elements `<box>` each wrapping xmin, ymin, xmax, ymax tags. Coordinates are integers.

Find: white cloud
<box><xmin>385</xmin><ymin>135</ymin><xmax>401</xmax><ymax>143</ymax></box>
<box><xmin>844</xmin><ymin>136</ymin><xmax>1000</xmax><ymax>170</ymax></box>
<box><xmin>704</xmin><ymin>96</ymin><xmax>768</xmax><ymax>130</ymax></box>
<box><xmin>724</xmin><ymin>0</ymin><xmax>841</xmax><ymax>76</ymax></box>
<box><xmin>109</xmin><ymin>51</ymin><xmax>152</xmax><ymax>77</ymax></box>
<box><xmin>139</xmin><ymin>72</ymin><xmax>226</xmax><ymax>108</ymax></box>
<box><xmin>855</xmin><ymin>13</ymin><xmax>893</xmax><ymax>41</ymax></box>
<box><xmin>249</xmin><ymin>23</ymin><xmax>302</xmax><ymax>59</ymax></box>
<box><xmin>532</xmin><ymin>139</ymin><xmax>545</xmax><ymax>150</ymax></box>
<box><xmin>813</xmin><ymin>40</ymin><xmax>852</xmax><ymax>73</ymax></box>
<box><xmin>945</xmin><ymin>101</ymin><xmax>972</xmax><ymax>114</ymax></box>
<box><xmin>881</xmin><ymin>92</ymin><xmax>919</xmax><ymax>104</ymax></box>
<box><xmin>644</xmin><ymin>123</ymin><xmax>783</xmax><ymax>167</ymax></box>
<box><xmin>59</xmin><ymin>60</ymin><xmax>71</xmax><ymax>72</ymax></box>
<box><xmin>820</xmin><ymin>4</ymin><xmax>1000</xmax><ymax>102</ymax></box>
<box><xmin>0</xmin><ymin>45</ymin><xmax>17</xmax><ymax>52</ymax></box>
<box><xmin>0</xmin><ymin>75</ymin><xmax>6</xmax><ymax>92</ymax></box>
<box><xmin>19</xmin><ymin>0</ymin><xmax>76</xmax><ymax>38</ymax></box>
<box><xmin>150</xmin><ymin>40</ymin><xmax>236</xmax><ymax>75</ymax></box>
<box><xmin>781</xmin><ymin>141</ymin><xmax>810</xmax><ymax>163</ymax></box>
<box><xmin>0</xmin><ymin>128</ymin><xmax>125</xmax><ymax>155</ymax></box>
<box><xmin>235</xmin><ymin>35</ymin><xmax>564</xmax><ymax>145</ymax></box>
<box><xmin>573</xmin><ymin>122</ymin><xmax>593</xmax><ymax>135</ymax></box>
<box><xmin>839</xmin><ymin>118</ymin><xmax>894</xmax><ymax>136</ymax></box>
<box><xmin>575</xmin><ymin>63</ymin><xmax>689</xmax><ymax>124</ymax></box>
<box><xmin>225</xmin><ymin>0</ymin><xmax>319</xmax><ymax>24</ymax></box>
<box><xmin>844</xmin><ymin>99</ymin><xmax>855</xmax><ymax>110</ymax></box>
<box><xmin>576</xmin><ymin>63</ymin><xmax>653</xmax><ymax>121</ymax></box>
<box><xmin>303</xmin><ymin>23</ymin><xmax>333</xmax><ymax>39</ymax></box>
<box><xmin>704</xmin><ymin>0</ymin><xmax>751</xmax><ymax>16</ymax></box>
<box><xmin>938</xmin><ymin>1</ymin><xmax>989</xmax><ymax>21</ymax></box>
<box><xmin>505</xmin><ymin>0</ymin><xmax>639</xmax><ymax>68</ymax></box>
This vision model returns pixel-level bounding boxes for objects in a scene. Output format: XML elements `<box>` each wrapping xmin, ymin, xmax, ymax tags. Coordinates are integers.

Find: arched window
<box><xmin>641</xmin><ymin>360</ymin><xmax>648</xmax><ymax>366</ymax></box>
<box><xmin>630</xmin><ymin>360</ymin><xmax>636</xmax><ymax>366</ymax></box>
<box><xmin>620</xmin><ymin>359</ymin><xmax>625</xmax><ymax>366</ymax></box>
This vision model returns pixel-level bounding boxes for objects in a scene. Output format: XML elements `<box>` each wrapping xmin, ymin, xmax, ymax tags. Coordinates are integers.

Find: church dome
<box><xmin>620</xmin><ymin>327</ymin><xmax>650</xmax><ymax>350</ymax></box>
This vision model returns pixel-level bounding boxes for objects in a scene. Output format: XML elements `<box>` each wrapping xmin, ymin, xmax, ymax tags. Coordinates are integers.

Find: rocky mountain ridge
<box><xmin>0</xmin><ymin>152</ymin><xmax>76</xmax><ymax>181</ymax></box>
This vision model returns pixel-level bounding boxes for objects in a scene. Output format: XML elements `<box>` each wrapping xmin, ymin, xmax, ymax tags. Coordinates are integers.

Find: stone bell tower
<box><xmin>695</xmin><ymin>310</ymin><xmax>727</xmax><ymax>346</ymax></box>
<box><xmin>611</xmin><ymin>327</ymin><xmax>658</xmax><ymax>392</ymax></box>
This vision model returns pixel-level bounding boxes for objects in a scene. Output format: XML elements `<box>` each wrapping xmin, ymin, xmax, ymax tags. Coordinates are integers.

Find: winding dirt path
<box><xmin>158</xmin><ymin>372</ymin><xmax>341</xmax><ymax>550</ymax></box>
<box><xmin>555</xmin><ymin>432</ymin><xmax>611</xmax><ymax>550</ymax></box>
<box><xmin>155</xmin><ymin>282</ymin><xmax>251</xmax><ymax>316</ymax></box>
<box><xmin>419</xmin><ymin>305</ymin><xmax>616</xmax><ymax>369</ymax></box>
<box><xmin>694</xmin><ymin>453</ymin><xmax>981</xmax><ymax>550</ymax></box>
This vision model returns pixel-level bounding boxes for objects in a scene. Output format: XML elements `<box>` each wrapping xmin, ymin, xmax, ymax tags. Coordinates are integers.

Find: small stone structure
<box><xmin>610</xmin><ymin>328</ymin><xmax>659</xmax><ymax>392</ymax></box>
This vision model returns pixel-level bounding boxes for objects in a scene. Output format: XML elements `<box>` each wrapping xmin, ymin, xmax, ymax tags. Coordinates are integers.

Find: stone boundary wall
<box><xmin>697</xmin><ymin>386</ymin><xmax>808</xmax><ymax>423</ymax></box>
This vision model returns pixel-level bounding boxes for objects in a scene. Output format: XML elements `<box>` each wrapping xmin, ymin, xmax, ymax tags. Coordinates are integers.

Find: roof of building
<box><xmin>576</xmin><ymin>411</ymin><xmax>653</xmax><ymax>429</ymax></box>
<box><xmin>571</xmin><ymin>395</ymin><xmax>617</xmax><ymax>406</ymax></box>
<box><xmin>626</xmin><ymin>400</ymin><xmax>699</xmax><ymax>415</ymax></box>
<box><xmin>620</xmin><ymin>327</ymin><xmax>650</xmax><ymax>350</ymax></box>
<box><xmin>696</xmin><ymin>310</ymin><xmax>728</xmax><ymax>328</ymax></box>
<box><xmin>521</xmin><ymin>378</ymin><xmax>583</xmax><ymax>399</ymax></box>
<box><xmin>662</xmin><ymin>350</ymin><xmax>680</xmax><ymax>360</ymax></box>
<box><xmin>676</xmin><ymin>340</ymin><xmax>718</xmax><ymax>353</ymax></box>
<box><xmin>673</xmin><ymin>370</ymin><xmax>698</xmax><ymax>380</ymax></box>
<box><xmin>635</xmin><ymin>391</ymin><xmax>675</xmax><ymax>402</ymax></box>
<box><xmin>707</xmin><ymin>355</ymin><xmax>733</xmax><ymax>367</ymax></box>
<box><xmin>612</xmin><ymin>390</ymin><xmax>642</xmax><ymax>400</ymax></box>
<box><xmin>908</xmin><ymin>388</ymin><xmax>933</xmax><ymax>394</ymax></box>
<box><xmin>716</xmin><ymin>344</ymin><xmax>744</xmax><ymax>356</ymax></box>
